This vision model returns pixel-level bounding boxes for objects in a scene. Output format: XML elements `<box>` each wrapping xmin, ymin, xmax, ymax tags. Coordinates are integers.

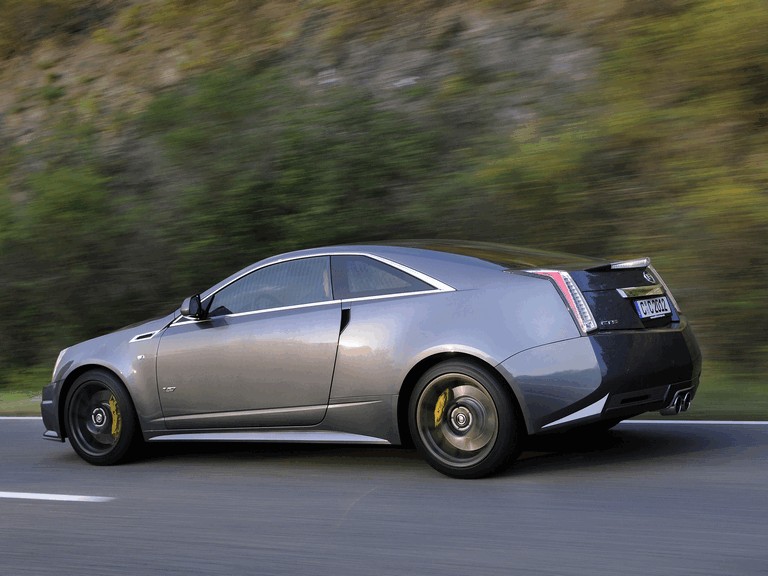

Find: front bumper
<box><xmin>499</xmin><ymin>318</ymin><xmax>702</xmax><ymax>433</ymax></box>
<box><xmin>41</xmin><ymin>381</ymin><xmax>64</xmax><ymax>441</ymax></box>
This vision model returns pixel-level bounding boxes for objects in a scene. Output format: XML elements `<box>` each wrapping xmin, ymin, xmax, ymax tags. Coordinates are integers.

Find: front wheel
<box><xmin>409</xmin><ymin>361</ymin><xmax>521</xmax><ymax>478</ymax></box>
<box><xmin>64</xmin><ymin>370</ymin><xmax>138</xmax><ymax>465</ymax></box>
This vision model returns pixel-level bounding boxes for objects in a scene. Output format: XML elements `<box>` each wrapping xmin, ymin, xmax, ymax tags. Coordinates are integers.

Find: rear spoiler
<box><xmin>586</xmin><ymin>257</ymin><xmax>651</xmax><ymax>272</ymax></box>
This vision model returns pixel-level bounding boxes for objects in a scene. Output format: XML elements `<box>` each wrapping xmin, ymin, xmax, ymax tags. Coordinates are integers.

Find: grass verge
<box><xmin>669</xmin><ymin>360</ymin><xmax>768</xmax><ymax>421</ymax></box>
<box><xmin>0</xmin><ymin>366</ymin><xmax>50</xmax><ymax>416</ymax></box>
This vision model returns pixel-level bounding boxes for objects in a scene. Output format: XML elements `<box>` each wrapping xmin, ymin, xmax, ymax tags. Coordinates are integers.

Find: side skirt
<box><xmin>147</xmin><ymin>430</ymin><xmax>390</xmax><ymax>444</ymax></box>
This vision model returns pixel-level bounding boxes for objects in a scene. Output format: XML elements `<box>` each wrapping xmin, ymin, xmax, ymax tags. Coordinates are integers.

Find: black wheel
<box><xmin>409</xmin><ymin>361</ymin><xmax>521</xmax><ymax>478</ymax></box>
<box><xmin>64</xmin><ymin>370</ymin><xmax>139</xmax><ymax>465</ymax></box>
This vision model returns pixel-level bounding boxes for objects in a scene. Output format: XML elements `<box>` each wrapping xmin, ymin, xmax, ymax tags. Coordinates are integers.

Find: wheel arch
<box><xmin>396</xmin><ymin>352</ymin><xmax>527</xmax><ymax>447</ymax></box>
<box><xmin>58</xmin><ymin>364</ymin><xmax>138</xmax><ymax>440</ymax></box>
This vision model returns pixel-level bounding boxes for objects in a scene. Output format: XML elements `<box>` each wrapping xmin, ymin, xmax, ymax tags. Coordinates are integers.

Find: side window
<box><xmin>208</xmin><ymin>257</ymin><xmax>331</xmax><ymax>316</ymax></box>
<box><xmin>331</xmin><ymin>255</ymin><xmax>434</xmax><ymax>299</ymax></box>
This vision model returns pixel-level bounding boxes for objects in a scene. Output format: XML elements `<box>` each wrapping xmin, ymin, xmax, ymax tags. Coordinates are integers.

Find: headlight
<box><xmin>52</xmin><ymin>348</ymin><xmax>68</xmax><ymax>381</ymax></box>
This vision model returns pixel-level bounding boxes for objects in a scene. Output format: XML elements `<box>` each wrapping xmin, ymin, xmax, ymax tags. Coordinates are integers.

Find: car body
<box><xmin>42</xmin><ymin>241</ymin><xmax>701</xmax><ymax>477</ymax></box>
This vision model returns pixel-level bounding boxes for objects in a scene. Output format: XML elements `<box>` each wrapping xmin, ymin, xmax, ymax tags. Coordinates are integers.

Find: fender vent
<box><xmin>130</xmin><ymin>331</ymin><xmax>158</xmax><ymax>343</ymax></box>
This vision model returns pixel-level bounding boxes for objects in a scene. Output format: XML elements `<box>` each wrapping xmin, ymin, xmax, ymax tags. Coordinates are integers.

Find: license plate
<box><xmin>634</xmin><ymin>296</ymin><xmax>671</xmax><ymax>319</ymax></box>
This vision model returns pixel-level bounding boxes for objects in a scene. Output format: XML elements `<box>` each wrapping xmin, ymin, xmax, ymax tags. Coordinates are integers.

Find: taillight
<box><xmin>525</xmin><ymin>270</ymin><xmax>598</xmax><ymax>334</ymax></box>
<box><xmin>647</xmin><ymin>265</ymin><xmax>682</xmax><ymax>313</ymax></box>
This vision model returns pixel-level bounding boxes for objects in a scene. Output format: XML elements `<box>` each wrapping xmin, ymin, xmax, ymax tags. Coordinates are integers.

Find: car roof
<box><xmin>211</xmin><ymin>241</ymin><xmax>606</xmax><ymax>294</ymax></box>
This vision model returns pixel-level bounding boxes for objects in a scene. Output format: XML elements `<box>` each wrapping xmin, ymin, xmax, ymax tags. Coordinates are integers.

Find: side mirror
<box><xmin>180</xmin><ymin>294</ymin><xmax>206</xmax><ymax>319</ymax></box>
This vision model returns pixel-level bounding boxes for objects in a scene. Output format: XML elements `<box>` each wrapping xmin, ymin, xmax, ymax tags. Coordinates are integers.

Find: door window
<box><xmin>208</xmin><ymin>256</ymin><xmax>331</xmax><ymax>316</ymax></box>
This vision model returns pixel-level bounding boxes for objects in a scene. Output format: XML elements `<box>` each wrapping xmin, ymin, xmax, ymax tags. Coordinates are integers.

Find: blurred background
<box><xmin>0</xmin><ymin>0</ymin><xmax>766</xmax><ymax>417</ymax></box>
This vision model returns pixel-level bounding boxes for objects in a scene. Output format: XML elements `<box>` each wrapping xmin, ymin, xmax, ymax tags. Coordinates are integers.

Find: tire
<box><xmin>409</xmin><ymin>360</ymin><xmax>521</xmax><ymax>479</ymax></box>
<box><xmin>64</xmin><ymin>370</ymin><xmax>139</xmax><ymax>465</ymax></box>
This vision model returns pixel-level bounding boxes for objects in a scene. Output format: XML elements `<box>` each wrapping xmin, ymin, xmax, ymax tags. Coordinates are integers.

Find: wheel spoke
<box><xmin>64</xmin><ymin>371</ymin><xmax>137</xmax><ymax>465</ymax></box>
<box><xmin>416</xmin><ymin>372</ymin><xmax>499</xmax><ymax>468</ymax></box>
<box><xmin>68</xmin><ymin>382</ymin><xmax>120</xmax><ymax>456</ymax></box>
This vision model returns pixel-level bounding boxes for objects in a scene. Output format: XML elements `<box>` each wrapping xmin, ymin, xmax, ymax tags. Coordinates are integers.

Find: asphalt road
<box><xmin>1</xmin><ymin>419</ymin><xmax>766</xmax><ymax>576</ymax></box>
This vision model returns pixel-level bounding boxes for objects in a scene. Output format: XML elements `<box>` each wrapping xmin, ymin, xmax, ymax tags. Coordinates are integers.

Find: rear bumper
<box><xmin>499</xmin><ymin>317</ymin><xmax>702</xmax><ymax>433</ymax></box>
<box><xmin>590</xmin><ymin>319</ymin><xmax>701</xmax><ymax>419</ymax></box>
<box><xmin>41</xmin><ymin>381</ymin><xmax>64</xmax><ymax>442</ymax></box>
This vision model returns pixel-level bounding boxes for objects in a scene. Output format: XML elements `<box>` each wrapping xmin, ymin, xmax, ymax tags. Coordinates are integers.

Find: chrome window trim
<box><xmin>353</xmin><ymin>253</ymin><xmax>455</xmax><ymax>292</ymax></box>
<box><xmin>340</xmin><ymin>289</ymin><xmax>450</xmax><ymax>305</ymax></box>
<box><xmin>200</xmin><ymin>254</ymin><xmax>333</xmax><ymax>307</ymax></box>
<box><xmin>172</xmin><ymin>299</ymin><xmax>341</xmax><ymax>325</ymax></box>
<box><xmin>172</xmin><ymin>252</ymin><xmax>455</xmax><ymax>324</ymax></box>
<box><xmin>206</xmin><ymin>252</ymin><xmax>455</xmax><ymax>299</ymax></box>
<box><xmin>172</xmin><ymin>288</ymin><xmax>448</xmax><ymax>325</ymax></box>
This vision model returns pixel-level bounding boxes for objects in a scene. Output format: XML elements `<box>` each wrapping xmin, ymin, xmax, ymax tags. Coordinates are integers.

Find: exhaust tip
<box><xmin>660</xmin><ymin>393</ymin><xmax>683</xmax><ymax>416</ymax></box>
<box><xmin>660</xmin><ymin>390</ymin><xmax>693</xmax><ymax>416</ymax></box>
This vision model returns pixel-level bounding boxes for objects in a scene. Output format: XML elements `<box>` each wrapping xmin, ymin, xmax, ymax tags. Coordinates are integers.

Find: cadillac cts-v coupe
<box><xmin>42</xmin><ymin>241</ymin><xmax>701</xmax><ymax>478</ymax></box>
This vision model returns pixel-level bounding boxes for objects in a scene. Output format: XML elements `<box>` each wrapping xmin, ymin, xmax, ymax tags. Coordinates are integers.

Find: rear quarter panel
<box><xmin>330</xmin><ymin>274</ymin><xmax>579</xmax><ymax>402</ymax></box>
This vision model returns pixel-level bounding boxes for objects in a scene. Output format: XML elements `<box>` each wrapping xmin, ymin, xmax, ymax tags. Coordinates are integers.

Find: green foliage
<box><xmin>434</xmin><ymin>0</ymin><xmax>768</xmax><ymax>365</ymax></box>
<box><xmin>0</xmin><ymin>164</ymin><xmax>115</xmax><ymax>368</ymax></box>
<box><xmin>1</xmin><ymin>0</ymin><xmax>767</xmax><ymax>394</ymax></box>
<box><xmin>141</xmin><ymin>66</ymin><xmax>441</xmax><ymax>293</ymax></box>
<box><xmin>40</xmin><ymin>84</ymin><xmax>65</xmax><ymax>103</ymax></box>
<box><xmin>585</xmin><ymin>0</ymin><xmax>768</xmax><ymax>363</ymax></box>
<box><xmin>0</xmin><ymin>120</ymin><xmax>173</xmax><ymax>379</ymax></box>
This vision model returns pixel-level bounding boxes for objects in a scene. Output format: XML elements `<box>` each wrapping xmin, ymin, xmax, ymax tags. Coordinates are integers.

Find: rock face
<box><xmin>0</xmin><ymin>2</ymin><xmax>598</xmax><ymax>151</ymax></box>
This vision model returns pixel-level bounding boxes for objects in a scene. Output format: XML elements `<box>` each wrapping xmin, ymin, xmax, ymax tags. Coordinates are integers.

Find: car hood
<box><xmin>53</xmin><ymin>312</ymin><xmax>177</xmax><ymax>383</ymax></box>
<box><xmin>116</xmin><ymin>313</ymin><xmax>175</xmax><ymax>332</ymax></box>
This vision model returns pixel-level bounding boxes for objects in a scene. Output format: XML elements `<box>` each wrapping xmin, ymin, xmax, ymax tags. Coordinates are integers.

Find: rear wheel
<box><xmin>409</xmin><ymin>361</ymin><xmax>521</xmax><ymax>478</ymax></box>
<box><xmin>64</xmin><ymin>370</ymin><xmax>138</xmax><ymax>465</ymax></box>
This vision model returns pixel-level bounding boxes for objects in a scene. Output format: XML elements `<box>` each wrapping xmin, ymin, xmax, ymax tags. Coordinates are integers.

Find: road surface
<box><xmin>1</xmin><ymin>418</ymin><xmax>766</xmax><ymax>576</ymax></box>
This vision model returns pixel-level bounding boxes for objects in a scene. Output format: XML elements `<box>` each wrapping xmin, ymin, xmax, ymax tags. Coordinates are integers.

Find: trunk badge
<box><xmin>643</xmin><ymin>271</ymin><xmax>656</xmax><ymax>284</ymax></box>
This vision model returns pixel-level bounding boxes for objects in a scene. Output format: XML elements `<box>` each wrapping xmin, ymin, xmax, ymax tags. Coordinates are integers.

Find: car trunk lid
<box><xmin>568</xmin><ymin>261</ymin><xmax>680</xmax><ymax>331</ymax></box>
<box><xmin>520</xmin><ymin>258</ymin><xmax>681</xmax><ymax>333</ymax></box>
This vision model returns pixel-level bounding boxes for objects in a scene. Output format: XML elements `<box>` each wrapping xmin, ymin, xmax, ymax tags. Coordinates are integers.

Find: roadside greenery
<box><xmin>139</xmin><ymin>66</ymin><xmax>445</xmax><ymax>295</ymax></box>
<box><xmin>1</xmin><ymin>0</ymin><xmax>766</xmax><ymax>418</ymax></box>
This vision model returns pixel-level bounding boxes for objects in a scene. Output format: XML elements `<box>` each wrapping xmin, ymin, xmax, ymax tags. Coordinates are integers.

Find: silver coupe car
<box><xmin>42</xmin><ymin>241</ymin><xmax>701</xmax><ymax>478</ymax></box>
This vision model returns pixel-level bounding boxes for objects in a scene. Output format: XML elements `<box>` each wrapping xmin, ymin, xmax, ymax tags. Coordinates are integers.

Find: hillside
<box><xmin>1</xmin><ymin>0</ymin><xmax>767</xmax><ymax>380</ymax></box>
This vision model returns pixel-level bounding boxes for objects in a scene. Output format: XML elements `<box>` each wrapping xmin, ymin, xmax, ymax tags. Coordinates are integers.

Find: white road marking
<box><xmin>621</xmin><ymin>420</ymin><xmax>768</xmax><ymax>425</ymax></box>
<box><xmin>0</xmin><ymin>417</ymin><xmax>42</xmax><ymax>420</ymax></box>
<box><xmin>0</xmin><ymin>491</ymin><xmax>114</xmax><ymax>503</ymax></box>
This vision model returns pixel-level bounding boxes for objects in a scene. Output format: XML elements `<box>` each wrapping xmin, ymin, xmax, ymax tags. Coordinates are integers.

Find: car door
<box><xmin>156</xmin><ymin>256</ymin><xmax>341</xmax><ymax>429</ymax></box>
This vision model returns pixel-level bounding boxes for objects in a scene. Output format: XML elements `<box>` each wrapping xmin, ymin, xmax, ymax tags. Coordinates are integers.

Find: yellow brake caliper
<box><xmin>108</xmin><ymin>395</ymin><xmax>122</xmax><ymax>439</ymax></box>
<box><xmin>434</xmin><ymin>389</ymin><xmax>450</xmax><ymax>428</ymax></box>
